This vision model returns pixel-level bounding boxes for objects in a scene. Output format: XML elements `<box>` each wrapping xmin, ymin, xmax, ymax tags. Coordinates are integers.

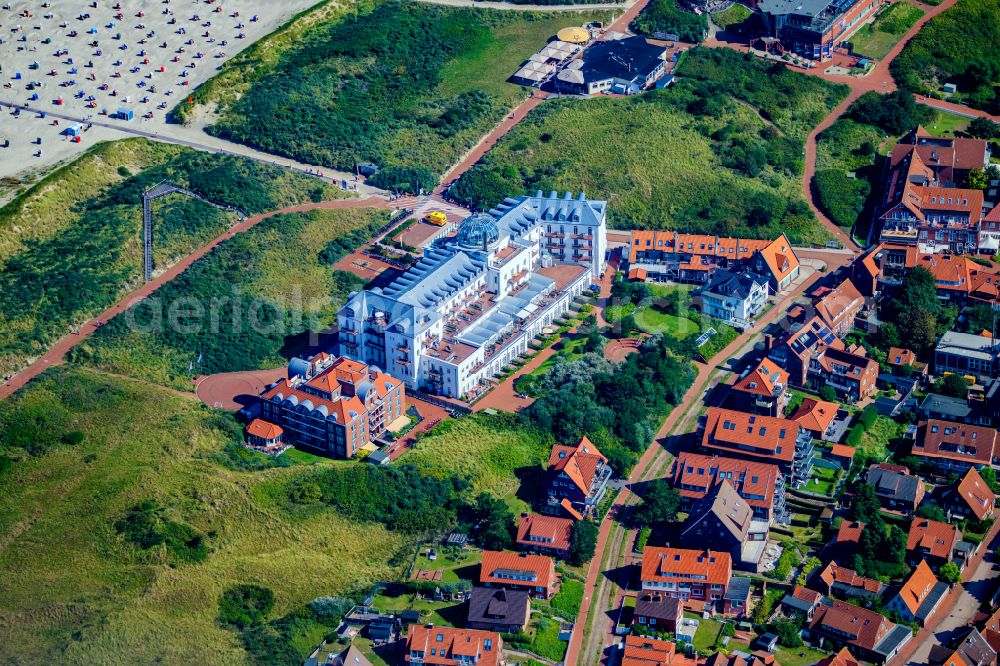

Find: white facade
<box><xmin>338</xmin><ymin>192</ymin><xmax>608</xmax><ymax>399</ymax></box>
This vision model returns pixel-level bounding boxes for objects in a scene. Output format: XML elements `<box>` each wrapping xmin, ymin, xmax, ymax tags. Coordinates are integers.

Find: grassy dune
<box><xmin>0</xmin><ymin>366</ymin><xmax>406</xmax><ymax>664</ymax></box>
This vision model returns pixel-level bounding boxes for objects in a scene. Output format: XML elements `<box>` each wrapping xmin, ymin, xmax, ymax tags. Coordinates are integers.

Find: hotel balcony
<box><xmin>396</xmin><ymin>344</ymin><xmax>410</xmax><ymax>353</ymax></box>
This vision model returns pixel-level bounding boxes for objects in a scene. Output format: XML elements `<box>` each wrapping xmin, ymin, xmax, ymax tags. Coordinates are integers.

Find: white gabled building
<box><xmin>337</xmin><ymin>191</ymin><xmax>608</xmax><ymax>399</ymax></box>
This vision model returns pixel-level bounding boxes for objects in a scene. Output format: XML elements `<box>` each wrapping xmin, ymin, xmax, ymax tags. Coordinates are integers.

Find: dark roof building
<box><xmin>681</xmin><ymin>480</ymin><xmax>769</xmax><ymax>571</ymax></box>
<box><xmin>808</xmin><ymin>599</ymin><xmax>912</xmax><ymax>663</ymax></box>
<box><xmin>555</xmin><ymin>36</ymin><xmax>667</xmax><ymax>95</ymax></box>
<box><xmin>634</xmin><ymin>592</ymin><xmax>683</xmax><ymax>633</ymax></box>
<box><xmin>865</xmin><ymin>463</ymin><xmax>926</xmax><ymax>512</ymax></box>
<box><xmin>757</xmin><ymin>0</ymin><xmax>886</xmax><ymax>61</ymax></box>
<box><xmin>467</xmin><ymin>586</ymin><xmax>531</xmax><ymax>634</ymax></box>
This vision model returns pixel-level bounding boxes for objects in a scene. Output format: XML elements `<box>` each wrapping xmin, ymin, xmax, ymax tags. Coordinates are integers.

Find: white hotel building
<box><xmin>337</xmin><ymin>191</ymin><xmax>608</xmax><ymax>399</ymax></box>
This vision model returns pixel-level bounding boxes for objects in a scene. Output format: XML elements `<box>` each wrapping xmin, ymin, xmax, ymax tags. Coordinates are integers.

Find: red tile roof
<box><xmin>549</xmin><ymin>436</ymin><xmax>608</xmax><ymax>495</ymax></box>
<box><xmin>559</xmin><ymin>498</ymin><xmax>584</xmax><ymax>521</ymax></box>
<box><xmin>758</xmin><ymin>234</ymin><xmax>800</xmax><ymax>282</ymax></box>
<box><xmin>516</xmin><ymin>513</ymin><xmax>572</xmax><ymax>553</ymax></box>
<box><xmin>480</xmin><ymin>551</ymin><xmax>556</xmax><ymax>593</ymax></box>
<box><xmin>732</xmin><ymin>358</ymin><xmax>789</xmax><ymax>398</ymax></box>
<box><xmin>819</xmin><ymin>561</ymin><xmax>884</xmax><ymax>594</ymax></box>
<box><xmin>702</xmin><ymin>407</ymin><xmax>802</xmax><ymax>463</ymax></box>
<box><xmin>790</xmin><ymin>398</ymin><xmax>838</xmax><ymax>436</ymax></box>
<box><xmin>888</xmin><ymin>347</ymin><xmax>917</xmax><ymax>367</ymax></box>
<box><xmin>907</xmin><ymin>518</ymin><xmax>961</xmax><ymax>560</ymax></box>
<box><xmin>916</xmin><ymin>420</ymin><xmax>999</xmax><ymax>468</ymax></box>
<box><xmin>830</xmin><ymin>444</ymin><xmax>856</xmax><ymax>461</ymax></box>
<box><xmin>671</xmin><ymin>452</ymin><xmax>781</xmax><ymax>513</ymax></box>
<box><xmin>815</xmin><ymin>278</ymin><xmax>864</xmax><ymax>332</ymax></box>
<box><xmin>791</xmin><ymin>585</ymin><xmax>823</xmax><ymax>604</ymax></box>
<box><xmin>810</xmin><ymin>599</ymin><xmax>895</xmax><ymax>651</ymax></box>
<box><xmin>622</xmin><ymin>635</ymin><xmax>676</xmax><ymax>666</ymax></box>
<box><xmin>246</xmin><ymin>418</ymin><xmax>283</xmax><ymax>440</ymax></box>
<box><xmin>956</xmin><ymin>467</ymin><xmax>996</xmax><ymax>521</ymax></box>
<box><xmin>896</xmin><ymin>560</ymin><xmax>942</xmax><ymax>616</ymax></box>
<box><xmin>640</xmin><ymin>547</ymin><xmax>732</xmax><ymax>587</ymax></box>
<box><xmin>261</xmin><ymin>379</ymin><xmax>366</xmax><ymax>425</ymax></box>
<box><xmin>835</xmin><ymin>521</ymin><xmax>865</xmax><ymax>545</ymax></box>
<box><xmin>816</xmin><ymin>647</ymin><xmax>862</xmax><ymax>666</ymax></box>
<box><xmin>404</xmin><ymin>625</ymin><xmax>503</xmax><ymax>666</ymax></box>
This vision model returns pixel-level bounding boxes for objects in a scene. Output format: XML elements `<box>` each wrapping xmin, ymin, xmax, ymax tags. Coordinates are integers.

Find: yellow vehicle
<box><xmin>424</xmin><ymin>211</ymin><xmax>448</xmax><ymax>227</ymax></box>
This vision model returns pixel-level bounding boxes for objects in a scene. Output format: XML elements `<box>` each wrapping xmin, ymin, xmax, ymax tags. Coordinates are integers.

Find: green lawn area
<box><xmin>453</xmin><ymin>48</ymin><xmax>846</xmax><ymax>245</ymax></box>
<box><xmin>633</xmin><ymin>306</ymin><xmax>701</xmax><ymax>338</ymax></box>
<box><xmin>605</xmin><ymin>303</ymin><xmax>637</xmax><ymax>323</ymax></box>
<box><xmin>860</xmin><ymin>415</ymin><xmax>905</xmax><ymax>462</ymax></box>
<box><xmin>648</xmin><ymin>283</ymin><xmax>695</xmax><ymax>300</ymax></box>
<box><xmin>371</xmin><ymin>591</ymin><xmax>466</xmax><ymax>627</ymax></box>
<box><xmin>849</xmin><ymin>1</ymin><xmax>925</xmax><ymax>60</ymax></box>
<box><xmin>530</xmin><ymin>335</ymin><xmax>590</xmax><ymax>377</ymax></box>
<box><xmin>712</xmin><ymin>3</ymin><xmax>752</xmax><ymax>28</ymax></box>
<box><xmin>804</xmin><ymin>466</ymin><xmax>840</xmax><ymax>496</ymax></box>
<box><xmin>546</xmin><ymin>579</ymin><xmax>585</xmax><ymax>620</ymax></box>
<box><xmin>0</xmin><ymin>366</ymin><xmax>408</xmax><ymax>663</ymax></box>
<box><xmin>277</xmin><ymin>448</ymin><xmax>333</xmax><ymax>466</ymax></box>
<box><xmin>921</xmin><ymin>108</ymin><xmax>972</xmax><ymax>136</ymax></box>
<box><xmin>77</xmin><ymin>206</ymin><xmax>383</xmax><ymax>390</ymax></box>
<box><xmin>412</xmin><ymin>546</ymin><xmax>483</xmax><ymax>584</ymax></box>
<box><xmin>692</xmin><ymin>617</ymin><xmax>724</xmax><ymax>651</ymax></box>
<box><xmin>522</xmin><ymin>616</ymin><xmax>567</xmax><ymax>662</ymax></box>
<box><xmin>776</xmin><ymin>645</ymin><xmax>833</xmax><ymax>666</ymax></box>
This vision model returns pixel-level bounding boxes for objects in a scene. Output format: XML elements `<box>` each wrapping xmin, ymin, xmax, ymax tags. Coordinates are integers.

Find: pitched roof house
<box><xmin>621</xmin><ymin>634</ymin><xmax>677</xmax><ymax>666</ymax></box>
<box><xmin>930</xmin><ymin>627</ymin><xmax>998</xmax><ymax>666</ymax></box>
<box><xmin>671</xmin><ymin>452</ymin><xmax>787</xmax><ymax>524</ymax></box>
<box><xmin>817</xmin><ymin>561</ymin><xmax>886</xmax><ymax>599</ymax></box>
<box><xmin>640</xmin><ymin>547</ymin><xmax>732</xmax><ymax>610</ymax></box>
<box><xmin>815</xmin><ymin>278</ymin><xmax>865</xmax><ymax>337</ymax></box>
<box><xmin>479</xmin><ymin>551</ymin><xmax>557</xmax><ymax>599</ymax></box>
<box><xmin>731</xmin><ymin>357</ymin><xmax>790</xmax><ymax>416</ymax></box>
<box><xmin>781</xmin><ymin>585</ymin><xmax>824</xmax><ymax>620</ymax></box>
<box><xmin>516</xmin><ymin>513</ymin><xmax>572</xmax><ymax>559</ymax></box>
<box><xmin>808</xmin><ymin>599</ymin><xmax>912</xmax><ymax>663</ymax></box>
<box><xmin>634</xmin><ymin>593</ymin><xmax>683</xmax><ymax>634</ymax></box>
<box><xmin>816</xmin><ymin>647</ymin><xmax>862</xmax><ymax>666</ymax></box>
<box><xmin>865</xmin><ymin>463</ymin><xmax>926</xmax><ymax>512</ymax></box>
<box><xmin>888</xmin><ymin>560</ymin><xmax>950</xmax><ymax>626</ymax></box>
<box><xmin>681</xmin><ymin>480</ymin><xmax>768</xmax><ymax>571</ymax></box>
<box><xmin>404</xmin><ymin>625</ymin><xmax>504</xmax><ymax>666</ymax></box>
<box><xmin>701</xmin><ymin>407</ymin><xmax>815</xmax><ymax>487</ymax></box>
<box><xmin>545</xmin><ymin>436</ymin><xmax>612</xmax><ymax>518</ymax></box>
<box><xmin>908</xmin><ymin>518</ymin><xmax>962</xmax><ymax>568</ymax></box>
<box><xmin>467</xmin><ymin>587</ymin><xmax>530</xmax><ymax>634</ymax></box>
<box><xmin>914</xmin><ymin>420</ymin><xmax>1000</xmax><ymax>473</ymax></box>
<box><xmin>943</xmin><ymin>467</ymin><xmax>996</xmax><ymax>521</ymax></box>
<box><xmin>790</xmin><ymin>398</ymin><xmax>839</xmax><ymax>440</ymax></box>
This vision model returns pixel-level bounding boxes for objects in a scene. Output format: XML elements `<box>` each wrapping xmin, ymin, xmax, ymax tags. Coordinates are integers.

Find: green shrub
<box><xmin>631</xmin><ymin>0</ymin><xmax>707</xmax><ymax>42</ymax></box>
<box><xmin>218</xmin><ymin>584</ymin><xmax>276</xmax><ymax>629</ymax></box>
<box><xmin>814</xmin><ymin>168</ymin><xmax>871</xmax><ymax>228</ymax></box>
<box><xmin>114</xmin><ymin>500</ymin><xmax>209</xmax><ymax>564</ymax></box>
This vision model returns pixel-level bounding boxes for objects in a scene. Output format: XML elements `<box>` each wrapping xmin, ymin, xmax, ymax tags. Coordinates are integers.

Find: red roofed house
<box><xmin>887</xmin><ymin>347</ymin><xmax>922</xmax><ymax>374</ymax></box>
<box><xmin>545</xmin><ymin>436</ymin><xmax>612</xmax><ymax>518</ymax></box>
<box><xmin>621</xmin><ymin>634</ymin><xmax>677</xmax><ymax>666</ymax></box>
<box><xmin>790</xmin><ymin>398</ymin><xmax>840</xmax><ymax>441</ymax></box>
<box><xmin>913</xmin><ymin>420</ymin><xmax>1000</xmax><ymax>474</ymax></box>
<box><xmin>259</xmin><ymin>354</ymin><xmax>405</xmax><ymax>458</ymax></box>
<box><xmin>671</xmin><ymin>452</ymin><xmax>788</xmax><ymax>524</ymax></box>
<box><xmin>781</xmin><ymin>585</ymin><xmax>824</xmax><ymax>620</ymax></box>
<box><xmin>823</xmin><ymin>520</ymin><xmax>865</xmax><ymax>566</ymax></box>
<box><xmin>815</xmin><ymin>278</ymin><xmax>865</xmax><ymax>337</ymax></box>
<box><xmin>731</xmin><ymin>357</ymin><xmax>790</xmax><ymax>416</ymax></box>
<box><xmin>942</xmin><ymin>466</ymin><xmax>996</xmax><ymax>522</ymax></box>
<box><xmin>887</xmin><ymin>560</ymin><xmax>950</xmax><ymax>626</ymax></box>
<box><xmin>404</xmin><ymin>624</ymin><xmax>504</xmax><ymax>666</ymax></box>
<box><xmin>516</xmin><ymin>513</ymin><xmax>572</xmax><ymax>559</ymax></box>
<box><xmin>818</xmin><ymin>561</ymin><xmax>886</xmax><ymax>600</ymax></box>
<box><xmin>807</xmin><ymin>599</ymin><xmax>911</xmax><ymax>663</ymax></box>
<box><xmin>640</xmin><ymin>547</ymin><xmax>732</xmax><ymax>611</ymax></box>
<box><xmin>907</xmin><ymin>518</ymin><xmax>962</xmax><ymax>569</ymax></box>
<box><xmin>816</xmin><ymin>647</ymin><xmax>862</xmax><ymax>666</ymax></box>
<box><xmin>828</xmin><ymin>444</ymin><xmax>856</xmax><ymax>470</ymax></box>
<box><xmin>480</xmin><ymin>551</ymin><xmax>557</xmax><ymax>599</ymax></box>
<box><xmin>701</xmin><ymin>407</ymin><xmax>815</xmax><ymax>488</ymax></box>
<box><xmin>244</xmin><ymin>418</ymin><xmax>285</xmax><ymax>454</ymax></box>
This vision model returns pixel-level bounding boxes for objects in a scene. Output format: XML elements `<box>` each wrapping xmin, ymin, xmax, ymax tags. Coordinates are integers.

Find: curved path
<box><xmin>0</xmin><ymin>196</ymin><xmax>397</xmax><ymax>402</ymax></box>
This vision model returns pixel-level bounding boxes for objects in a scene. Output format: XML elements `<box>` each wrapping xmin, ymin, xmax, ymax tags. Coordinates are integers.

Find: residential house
<box><xmin>828</xmin><ymin>444</ymin><xmax>856</xmax><ymax>470</ymax></box>
<box><xmin>807</xmin><ymin>599</ymin><xmax>912</xmax><ymax>663</ymax></box>
<box><xmin>941</xmin><ymin>467</ymin><xmax>996</xmax><ymax>522</ymax></box>
<box><xmin>815</xmin><ymin>347</ymin><xmax>880</xmax><ymax>403</ymax></box>
<box><xmin>479</xmin><ymin>551</ymin><xmax>557</xmax><ymax>599</ymax></box>
<box><xmin>707</xmin><ymin>651</ymin><xmax>779</xmax><ymax>666</ymax></box>
<box><xmin>640</xmin><ymin>547</ymin><xmax>732</xmax><ymax>611</ymax></box>
<box><xmin>817</xmin><ymin>647</ymin><xmax>863</xmax><ymax>666</ymax></box>
<box><xmin>865</xmin><ymin>463</ymin><xmax>926</xmax><ymax>512</ymax></box>
<box><xmin>887</xmin><ymin>560</ymin><xmax>950</xmax><ymax>626</ymax></box>
<box><xmin>730</xmin><ymin>357</ymin><xmax>790</xmax><ymax>416</ymax></box>
<box><xmin>319</xmin><ymin>645</ymin><xmax>373</xmax><ymax>666</ymax></box>
<box><xmin>681</xmin><ymin>480</ymin><xmax>769</xmax><ymax>571</ymax></box>
<box><xmin>936</xmin><ymin>331</ymin><xmax>999</xmax><ymax>381</ymax></box>
<box><xmin>696</xmin><ymin>269</ymin><xmax>770</xmax><ymax>329</ymax></box>
<box><xmin>919</xmin><ymin>394</ymin><xmax>978</xmax><ymax>425</ymax></box>
<box><xmin>721</xmin><ymin>576</ymin><xmax>753</xmax><ymax>617</ymax></box>
<box><xmin>404</xmin><ymin>625</ymin><xmax>504</xmax><ymax>666</ymax></box>
<box><xmin>626</xmin><ymin>232</ymin><xmax>800</xmax><ymax>292</ymax></box>
<box><xmin>555</xmin><ymin>36</ymin><xmax>667</xmax><ymax>95</ymax></box>
<box><xmin>757</xmin><ymin>0</ymin><xmax>886</xmax><ymax>60</ymax></box>
<box><xmin>790</xmin><ymin>398</ymin><xmax>840</xmax><ymax>441</ymax></box>
<box><xmin>701</xmin><ymin>407</ymin><xmax>815</xmax><ymax>487</ymax></box>
<box><xmin>984</xmin><ymin>606</ymin><xmax>1000</xmax><ymax>655</ymax></box>
<box><xmin>258</xmin><ymin>355</ymin><xmax>406</xmax><ymax>458</ymax></box>
<box><xmin>814</xmin><ymin>278</ymin><xmax>865</xmax><ymax>337</ymax></box>
<box><xmin>912</xmin><ymin>420</ymin><xmax>1000</xmax><ymax>474</ymax></box>
<box><xmin>930</xmin><ymin>627</ymin><xmax>998</xmax><ymax>666</ymax></box>
<box><xmin>827</xmin><ymin>520</ymin><xmax>865</xmax><ymax>562</ymax></box>
<box><xmin>781</xmin><ymin>586</ymin><xmax>824</xmax><ymax>620</ymax></box>
<box><xmin>515</xmin><ymin>513</ymin><xmax>572</xmax><ymax>559</ymax></box>
<box><xmin>671</xmin><ymin>452</ymin><xmax>788</xmax><ymax>524</ymax></box>
<box><xmin>244</xmin><ymin>418</ymin><xmax>284</xmax><ymax>453</ymax></box>
<box><xmin>545</xmin><ymin>436</ymin><xmax>612</xmax><ymax>518</ymax></box>
<box><xmin>467</xmin><ymin>587</ymin><xmax>530</xmax><ymax>634</ymax></box>
<box><xmin>887</xmin><ymin>347</ymin><xmax>922</xmax><ymax>374</ymax></box>
<box><xmin>817</xmin><ymin>561</ymin><xmax>886</xmax><ymax>601</ymax></box>
<box><xmin>634</xmin><ymin>593</ymin><xmax>682</xmax><ymax>634</ymax></box>
<box><xmin>621</xmin><ymin>635</ymin><xmax>678</xmax><ymax>666</ymax></box>
<box><xmin>907</xmin><ymin>518</ymin><xmax>962</xmax><ymax>569</ymax></box>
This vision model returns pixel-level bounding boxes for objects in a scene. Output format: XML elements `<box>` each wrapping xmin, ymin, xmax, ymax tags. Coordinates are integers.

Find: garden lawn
<box><xmin>712</xmin><ymin>3</ymin><xmax>752</xmax><ymax>28</ymax></box>
<box><xmin>371</xmin><ymin>592</ymin><xmax>465</xmax><ymax>627</ymax></box>
<box><xmin>921</xmin><ymin>108</ymin><xmax>972</xmax><ymax>136</ymax></box>
<box><xmin>633</xmin><ymin>307</ymin><xmax>700</xmax><ymax>338</ymax></box>
<box><xmin>547</xmin><ymin>579</ymin><xmax>584</xmax><ymax>620</ymax></box>
<box><xmin>860</xmin><ymin>415</ymin><xmax>904</xmax><ymax>462</ymax></box>
<box><xmin>692</xmin><ymin>617</ymin><xmax>724</xmax><ymax>651</ymax></box>
<box><xmin>184</xmin><ymin>0</ymin><xmax>612</xmax><ymax>187</ymax></box>
<box><xmin>849</xmin><ymin>1</ymin><xmax>925</xmax><ymax>60</ymax></box>
<box><xmin>804</xmin><ymin>466</ymin><xmax>839</xmax><ymax>496</ymax></box>
<box><xmin>413</xmin><ymin>547</ymin><xmax>483</xmax><ymax>584</ymax></box>
<box><xmin>76</xmin><ymin>207</ymin><xmax>384</xmax><ymax>390</ymax></box>
<box><xmin>0</xmin><ymin>138</ymin><xmax>338</xmax><ymax>377</ymax></box>
<box><xmin>776</xmin><ymin>646</ymin><xmax>833</xmax><ymax>666</ymax></box>
<box><xmin>0</xmin><ymin>366</ymin><xmax>407</xmax><ymax>664</ymax></box>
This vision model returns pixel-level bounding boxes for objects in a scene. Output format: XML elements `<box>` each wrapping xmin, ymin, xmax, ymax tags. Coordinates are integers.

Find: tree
<box><xmin>770</xmin><ymin>614</ymin><xmax>804</xmax><ymax>648</ymax></box>
<box><xmin>901</xmin><ymin>309</ymin><xmax>939</xmax><ymax>355</ymax></box>
<box><xmin>916</xmin><ymin>503</ymin><xmax>947</xmax><ymax>522</ymax></box>
<box><xmin>218</xmin><ymin>584</ymin><xmax>275</xmax><ymax>629</ymax></box>
<box><xmin>632</xmin><ymin>480</ymin><xmax>682</xmax><ymax>527</ymax></box>
<box><xmin>936</xmin><ymin>373</ymin><xmax>972</xmax><ymax>399</ymax></box>
<box><xmin>819</xmin><ymin>385</ymin><xmax>838</xmax><ymax>402</ymax></box>
<box><xmin>569</xmin><ymin>520</ymin><xmax>600</xmax><ymax>566</ymax></box>
<box><xmin>980</xmin><ymin>466</ymin><xmax>1000</xmax><ymax>493</ymax></box>
<box><xmin>851</xmin><ymin>483</ymin><xmax>882</xmax><ymax>523</ymax></box>
<box><xmin>939</xmin><ymin>561</ymin><xmax>962</xmax><ymax>584</ymax></box>
<box><xmin>472</xmin><ymin>493</ymin><xmax>515</xmax><ymax>551</ymax></box>
<box><xmin>969</xmin><ymin>168</ymin><xmax>990</xmax><ymax>190</ymax></box>
<box><xmin>968</xmin><ymin>117</ymin><xmax>1000</xmax><ymax>139</ymax></box>
<box><xmin>964</xmin><ymin>304</ymin><xmax>996</xmax><ymax>335</ymax></box>
<box><xmin>876</xmin><ymin>321</ymin><xmax>901</xmax><ymax>351</ymax></box>
<box><xmin>618</xmin><ymin>314</ymin><xmax>638</xmax><ymax>339</ymax></box>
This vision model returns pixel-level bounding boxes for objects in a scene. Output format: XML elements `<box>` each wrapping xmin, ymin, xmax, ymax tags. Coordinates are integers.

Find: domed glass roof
<box><xmin>455</xmin><ymin>213</ymin><xmax>500</xmax><ymax>249</ymax></box>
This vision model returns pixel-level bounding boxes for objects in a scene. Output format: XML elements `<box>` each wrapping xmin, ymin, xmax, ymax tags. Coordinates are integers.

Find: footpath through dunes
<box><xmin>0</xmin><ymin>196</ymin><xmax>396</xmax><ymax>403</ymax></box>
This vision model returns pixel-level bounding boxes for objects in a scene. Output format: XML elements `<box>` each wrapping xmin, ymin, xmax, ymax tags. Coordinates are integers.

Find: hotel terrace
<box><xmin>338</xmin><ymin>192</ymin><xmax>607</xmax><ymax>399</ymax></box>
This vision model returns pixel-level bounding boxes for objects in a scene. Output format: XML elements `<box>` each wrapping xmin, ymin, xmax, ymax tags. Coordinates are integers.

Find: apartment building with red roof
<box><xmin>942</xmin><ymin>467</ymin><xmax>996</xmax><ymax>522</ymax></box>
<box><xmin>404</xmin><ymin>624</ymin><xmax>504</xmax><ymax>666</ymax></box>
<box><xmin>814</xmin><ymin>278</ymin><xmax>865</xmax><ymax>337</ymax></box>
<box><xmin>701</xmin><ymin>407</ymin><xmax>815</xmax><ymax>488</ymax></box>
<box><xmin>730</xmin><ymin>357</ymin><xmax>790</xmax><ymax>417</ymax></box>
<box><xmin>816</xmin><ymin>647</ymin><xmax>862</xmax><ymax>666</ymax></box>
<box><xmin>817</xmin><ymin>561</ymin><xmax>886</xmax><ymax>600</ymax></box>
<box><xmin>913</xmin><ymin>419</ymin><xmax>1000</xmax><ymax>474</ymax></box>
<box><xmin>544</xmin><ymin>436</ymin><xmax>612</xmax><ymax>518</ymax></box>
<box><xmin>258</xmin><ymin>354</ymin><xmax>405</xmax><ymax>458</ymax></box>
<box><xmin>671</xmin><ymin>452</ymin><xmax>787</xmax><ymax>524</ymax></box>
<box><xmin>807</xmin><ymin>599</ymin><xmax>912</xmax><ymax>663</ymax></box>
<box><xmin>640</xmin><ymin>547</ymin><xmax>732</xmax><ymax>611</ymax></box>
<box><xmin>626</xmin><ymin>231</ymin><xmax>800</xmax><ymax>292</ymax></box>
<box><xmin>515</xmin><ymin>513</ymin><xmax>572</xmax><ymax>559</ymax></box>
<box><xmin>887</xmin><ymin>560</ymin><xmax>950</xmax><ymax>626</ymax></box>
<box><xmin>790</xmin><ymin>398</ymin><xmax>839</xmax><ymax>440</ymax></box>
<box><xmin>621</xmin><ymin>634</ymin><xmax>677</xmax><ymax>666</ymax></box>
<box><xmin>908</xmin><ymin>517</ymin><xmax>962</xmax><ymax>569</ymax></box>
<box><xmin>479</xmin><ymin>551</ymin><xmax>557</xmax><ymax>599</ymax></box>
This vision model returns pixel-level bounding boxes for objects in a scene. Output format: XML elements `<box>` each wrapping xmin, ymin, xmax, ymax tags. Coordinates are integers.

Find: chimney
<box><xmin>764</xmin><ymin>334</ymin><xmax>774</xmax><ymax>352</ymax></box>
